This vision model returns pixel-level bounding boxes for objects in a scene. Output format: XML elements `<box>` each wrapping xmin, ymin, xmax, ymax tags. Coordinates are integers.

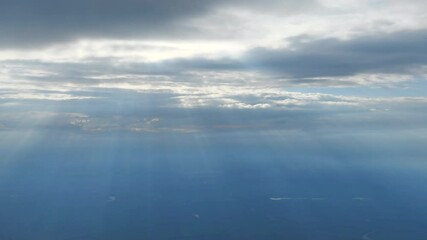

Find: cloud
<box><xmin>1</xmin><ymin>83</ymin><xmax>427</xmax><ymax>135</ymax></box>
<box><xmin>1</xmin><ymin>55</ymin><xmax>427</xmax><ymax>110</ymax></box>
<box><xmin>242</xmin><ymin>30</ymin><xmax>427</xmax><ymax>80</ymax></box>
<box><xmin>269</xmin><ymin>197</ymin><xmax>326</xmax><ymax>201</ymax></box>
<box><xmin>2</xmin><ymin>0</ymin><xmax>425</xmax><ymax>49</ymax></box>
<box><xmin>0</xmin><ymin>0</ymin><xmax>426</xmax><ymax>147</ymax></box>
<box><xmin>3</xmin><ymin>27</ymin><xmax>427</xmax><ymax>90</ymax></box>
<box><xmin>0</xmin><ymin>92</ymin><xmax>95</xmax><ymax>101</ymax></box>
<box><xmin>0</xmin><ymin>0</ymin><xmax>318</xmax><ymax>48</ymax></box>
<box><xmin>0</xmin><ymin>0</ymin><xmax>210</xmax><ymax>47</ymax></box>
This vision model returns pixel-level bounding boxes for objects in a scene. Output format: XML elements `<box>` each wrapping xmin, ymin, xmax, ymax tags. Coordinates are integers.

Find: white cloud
<box><xmin>0</xmin><ymin>92</ymin><xmax>95</xmax><ymax>101</ymax></box>
<box><xmin>0</xmin><ymin>40</ymin><xmax>246</xmax><ymax>62</ymax></box>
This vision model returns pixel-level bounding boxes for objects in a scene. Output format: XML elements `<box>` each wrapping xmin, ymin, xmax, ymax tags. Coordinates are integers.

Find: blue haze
<box><xmin>1</xmin><ymin>96</ymin><xmax>427</xmax><ymax>240</ymax></box>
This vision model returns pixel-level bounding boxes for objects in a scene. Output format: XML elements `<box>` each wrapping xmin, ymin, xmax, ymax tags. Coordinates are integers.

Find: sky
<box><xmin>1</xmin><ymin>0</ymin><xmax>427</xmax><ymax>239</ymax></box>
<box><xmin>1</xmin><ymin>0</ymin><xmax>427</xmax><ymax>149</ymax></box>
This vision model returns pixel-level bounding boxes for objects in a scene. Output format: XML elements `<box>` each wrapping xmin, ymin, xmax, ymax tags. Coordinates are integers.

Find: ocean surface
<box><xmin>0</xmin><ymin>132</ymin><xmax>426</xmax><ymax>240</ymax></box>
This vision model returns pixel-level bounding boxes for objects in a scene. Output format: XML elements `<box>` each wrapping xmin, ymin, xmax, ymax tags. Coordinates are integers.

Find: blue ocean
<box><xmin>1</xmin><ymin>130</ymin><xmax>426</xmax><ymax>240</ymax></box>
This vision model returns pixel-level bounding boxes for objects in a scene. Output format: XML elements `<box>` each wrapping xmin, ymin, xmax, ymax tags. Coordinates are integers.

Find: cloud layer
<box><xmin>0</xmin><ymin>0</ymin><xmax>426</xmax><ymax>138</ymax></box>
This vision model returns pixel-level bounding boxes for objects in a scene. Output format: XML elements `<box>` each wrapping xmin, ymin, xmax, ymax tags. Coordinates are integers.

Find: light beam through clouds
<box><xmin>1</xmin><ymin>0</ymin><xmax>427</xmax><ymax>239</ymax></box>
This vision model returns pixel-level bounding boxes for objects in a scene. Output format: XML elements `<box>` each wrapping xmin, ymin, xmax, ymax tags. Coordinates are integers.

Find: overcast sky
<box><xmin>0</xmin><ymin>0</ymin><xmax>427</xmax><ymax>153</ymax></box>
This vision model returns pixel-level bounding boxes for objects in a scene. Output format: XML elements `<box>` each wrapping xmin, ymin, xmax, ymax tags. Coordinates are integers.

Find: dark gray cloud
<box><xmin>0</xmin><ymin>0</ymin><xmax>317</xmax><ymax>48</ymax></box>
<box><xmin>243</xmin><ymin>30</ymin><xmax>427</xmax><ymax>78</ymax></box>
<box><xmin>0</xmin><ymin>0</ymin><xmax>213</xmax><ymax>47</ymax></box>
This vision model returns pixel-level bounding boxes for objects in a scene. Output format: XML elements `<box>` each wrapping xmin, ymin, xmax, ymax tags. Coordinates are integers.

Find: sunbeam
<box><xmin>1</xmin><ymin>0</ymin><xmax>427</xmax><ymax>239</ymax></box>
